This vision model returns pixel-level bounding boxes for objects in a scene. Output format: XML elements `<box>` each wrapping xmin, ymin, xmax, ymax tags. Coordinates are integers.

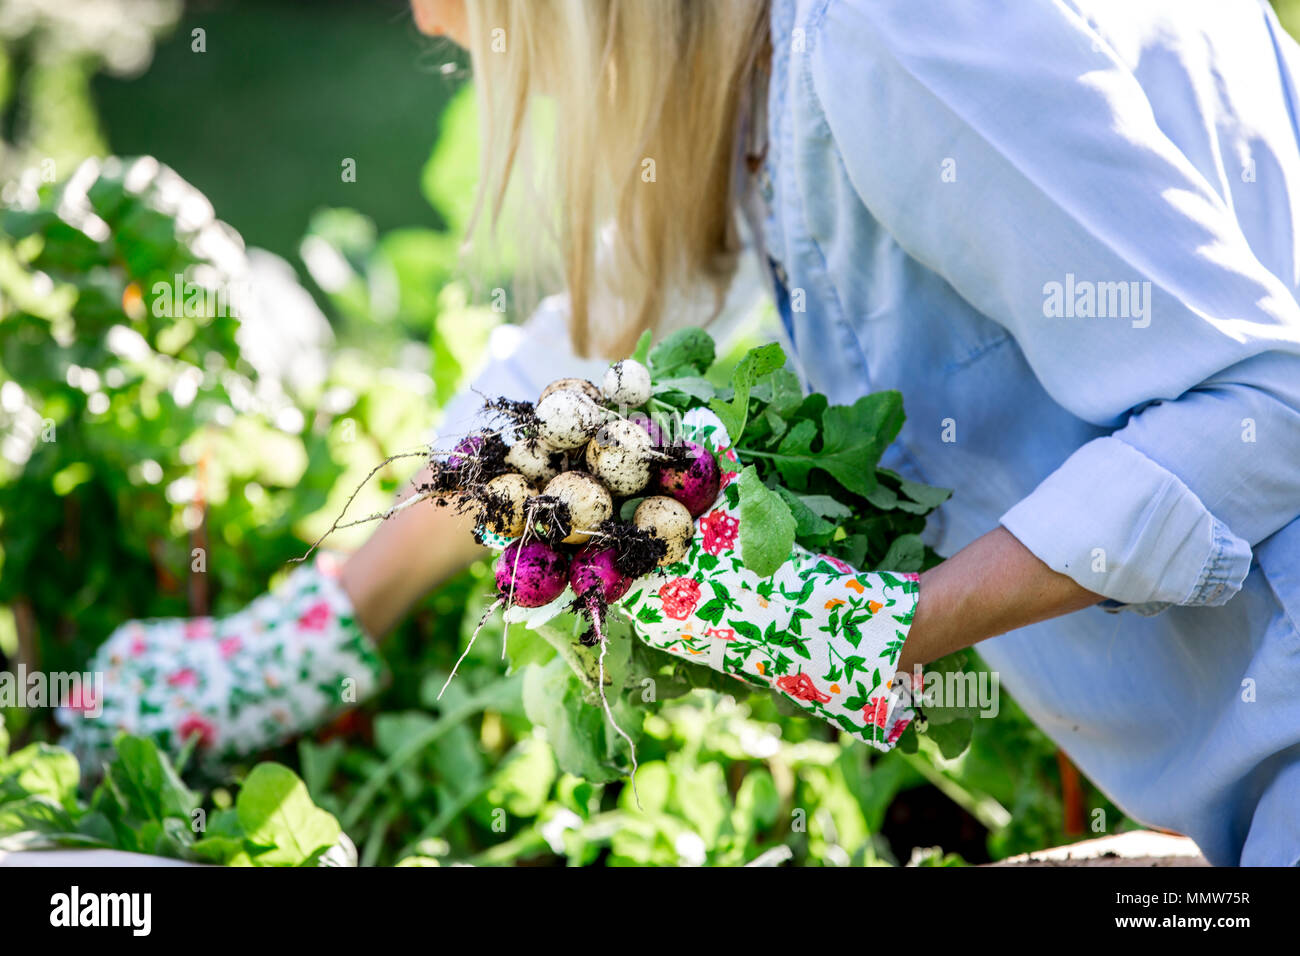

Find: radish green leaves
<box><xmin>646</xmin><ymin>329</ymin><xmax>950</xmax><ymax>578</ymax></box>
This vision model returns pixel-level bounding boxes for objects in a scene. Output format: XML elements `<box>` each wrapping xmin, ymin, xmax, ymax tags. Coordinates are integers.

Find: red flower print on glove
<box><xmin>700</xmin><ymin>510</ymin><xmax>740</xmax><ymax>555</ymax></box>
<box><xmin>166</xmin><ymin>668</ymin><xmax>198</xmax><ymax>688</ymax></box>
<box><xmin>184</xmin><ymin>619</ymin><xmax>213</xmax><ymax>640</ymax></box>
<box><xmin>887</xmin><ymin>717</ymin><xmax>911</xmax><ymax>744</ymax></box>
<box><xmin>704</xmin><ymin>626</ymin><xmax>735</xmax><ymax>642</ymax></box>
<box><xmin>297</xmin><ymin>600</ymin><xmax>332</xmax><ymax>632</ymax></box>
<box><xmin>658</xmin><ymin>577</ymin><xmax>702</xmax><ymax>620</ymax></box>
<box><xmin>177</xmin><ymin>714</ymin><xmax>216</xmax><ymax>749</ymax></box>
<box><xmin>818</xmin><ymin>554</ymin><xmax>853</xmax><ymax>574</ymax></box>
<box><xmin>776</xmin><ymin>673</ymin><xmax>832</xmax><ymax>704</ymax></box>
<box><xmin>864</xmin><ymin>696</ymin><xmax>889</xmax><ymax>728</ymax></box>
<box><xmin>218</xmin><ymin>636</ymin><xmax>242</xmax><ymax>659</ymax></box>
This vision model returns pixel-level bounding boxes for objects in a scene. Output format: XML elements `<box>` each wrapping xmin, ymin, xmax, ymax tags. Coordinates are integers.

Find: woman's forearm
<box><xmin>898</xmin><ymin>525</ymin><xmax>1102</xmax><ymax>672</ymax></box>
<box><xmin>340</xmin><ymin>467</ymin><xmax>486</xmax><ymax>638</ymax></box>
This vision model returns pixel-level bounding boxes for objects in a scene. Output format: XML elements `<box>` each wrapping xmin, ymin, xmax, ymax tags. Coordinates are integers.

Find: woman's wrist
<box><xmin>897</xmin><ymin>526</ymin><xmax>1102</xmax><ymax>673</ymax></box>
<box><xmin>341</xmin><ymin>469</ymin><xmax>485</xmax><ymax>638</ymax></box>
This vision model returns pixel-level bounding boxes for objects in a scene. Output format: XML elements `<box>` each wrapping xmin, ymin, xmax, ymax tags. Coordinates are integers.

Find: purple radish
<box><xmin>631</xmin><ymin>413</ymin><xmax>668</xmax><ymax>448</ymax></box>
<box><xmin>656</xmin><ymin>440</ymin><xmax>721</xmax><ymax>517</ymax></box>
<box><xmin>496</xmin><ymin>540</ymin><xmax>570</xmax><ymax>607</ymax></box>
<box><xmin>447</xmin><ymin>433</ymin><xmax>485</xmax><ymax>469</ymax></box>
<box><xmin>570</xmin><ymin>546</ymin><xmax>634</xmax><ymax>605</ymax></box>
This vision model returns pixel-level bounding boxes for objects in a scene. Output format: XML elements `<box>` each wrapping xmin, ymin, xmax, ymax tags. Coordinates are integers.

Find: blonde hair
<box><xmin>463</xmin><ymin>0</ymin><xmax>770</xmax><ymax>358</ymax></box>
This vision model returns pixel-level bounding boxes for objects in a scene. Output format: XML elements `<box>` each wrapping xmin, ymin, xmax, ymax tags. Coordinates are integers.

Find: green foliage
<box><xmin>0</xmin><ymin>734</ymin><xmax>338</xmax><ymax>865</ymax></box>
<box><xmin>646</xmin><ymin>331</ymin><xmax>949</xmax><ymax>580</ymax></box>
<box><xmin>707</xmin><ymin>342</ymin><xmax>785</xmax><ymax>442</ymax></box>
<box><xmin>736</xmin><ymin>466</ymin><xmax>797</xmax><ymax>578</ymax></box>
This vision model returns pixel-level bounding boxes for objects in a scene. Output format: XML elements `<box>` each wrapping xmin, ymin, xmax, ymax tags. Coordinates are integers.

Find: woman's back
<box><xmin>757</xmin><ymin>0</ymin><xmax>1300</xmax><ymax>865</ymax></box>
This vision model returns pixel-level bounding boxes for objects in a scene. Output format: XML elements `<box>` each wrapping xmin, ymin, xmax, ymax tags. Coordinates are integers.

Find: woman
<box><xmin>69</xmin><ymin>0</ymin><xmax>1300</xmax><ymax>866</ymax></box>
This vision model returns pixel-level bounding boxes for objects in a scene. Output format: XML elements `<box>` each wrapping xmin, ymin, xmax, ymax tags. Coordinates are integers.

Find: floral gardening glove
<box><xmin>56</xmin><ymin>555</ymin><xmax>386</xmax><ymax>768</ymax></box>
<box><xmin>492</xmin><ymin>409</ymin><xmax>923</xmax><ymax>751</ymax></box>
<box><xmin>619</xmin><ymin>411</ymin><xmax>921</xmax><ymax>750</ymax></box>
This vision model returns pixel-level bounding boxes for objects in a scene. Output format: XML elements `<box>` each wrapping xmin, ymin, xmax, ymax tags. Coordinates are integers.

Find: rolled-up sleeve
<box><xmin>806</xmin><ymin>0</ymin><xmax>1300</xmax><ymax>606</ymax></box>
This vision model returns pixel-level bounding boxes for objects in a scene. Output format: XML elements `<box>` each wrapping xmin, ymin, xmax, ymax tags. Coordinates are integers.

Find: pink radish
<box><xmin>570</xmin><ymin>546</ymin><xmax>634</xmax><ymax>605</ymax></box>
<box><xmin>496</xmin><ymin>540</ymin><xmax>570</xmax><ymax>607</ymax></box>
<box><xmin>656</xmin><ymin>440</ymin><xmax>721</xmax><ymax>517</ymax></box>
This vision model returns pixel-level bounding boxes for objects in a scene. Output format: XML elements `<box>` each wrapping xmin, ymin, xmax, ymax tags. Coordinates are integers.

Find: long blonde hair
<box><xmin>463</xmin><ymin>0</ymin><xmax>770</xmax><ymax>358</ymax></box>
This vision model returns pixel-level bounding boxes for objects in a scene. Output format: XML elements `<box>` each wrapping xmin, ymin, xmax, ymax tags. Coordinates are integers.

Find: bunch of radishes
<box><xmin>424</xmin><ymin>359</ymin><xmax>722</xmax><ymax>647</ymax></box>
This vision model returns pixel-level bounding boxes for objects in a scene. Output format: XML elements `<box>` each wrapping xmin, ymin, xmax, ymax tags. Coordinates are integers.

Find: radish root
<box><xmin>437</xmin><ymin>598</ymin><xmax>502</xmax><ymax>701</ymax></box>
<box><xmin>291</xmin><ymin>450</ymin><xmax>430</xmax><ymax>563</ymax></box>
<box><xmin>589</xmin><ymin>601</ymin><xmax>641</xmax><ymax>809</ymax></box>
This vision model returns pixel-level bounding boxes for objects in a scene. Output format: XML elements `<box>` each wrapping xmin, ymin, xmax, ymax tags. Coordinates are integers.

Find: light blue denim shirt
<box><xmin>756</xmin><ymin>0</ymin><xmax>1300</xmax><ymax>865</ymax></box>
<box><xmin>450</xmin><ymin>0</ymin><xmax>1300</xmax><ymax>866</ymax></box>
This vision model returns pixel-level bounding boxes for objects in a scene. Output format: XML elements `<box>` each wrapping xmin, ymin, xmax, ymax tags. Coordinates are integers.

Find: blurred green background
<box><xmin>2</xmin><ymin>0</ymin><xmax>1298</xmax><ymax>867</ymax></box>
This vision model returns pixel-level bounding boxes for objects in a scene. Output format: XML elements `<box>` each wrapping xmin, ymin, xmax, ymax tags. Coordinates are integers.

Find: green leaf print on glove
<box><xmin>621</xmin><ymin>409</ymin><xmax>922</xmax><ymax>751</ymax></box>
<box><xmin>55</xmin><ymin>557</ymin><xmax>386</xmax><ymax>767</ymax></box>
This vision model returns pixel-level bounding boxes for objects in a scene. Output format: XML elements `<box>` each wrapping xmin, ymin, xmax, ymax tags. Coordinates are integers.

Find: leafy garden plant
<box><xmin>0</xmin><ymin>733</ymin><xmax>343</xmax><ymax>866</ymax></box>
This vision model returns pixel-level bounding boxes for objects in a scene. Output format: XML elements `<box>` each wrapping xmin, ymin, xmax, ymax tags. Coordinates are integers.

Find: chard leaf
<box><xmin>236</xmin><ymin>763</ymin><xmax>341</xmax><ymax>866</ymax></box>
<box><xmin>880</xmin><ymin>533</ymin><xmax>925</xmax><ymax>571</ymax></box>
<box><xmin>774</xmin><ymin>487</ymin><xmax>836</xmax><ymax>543</ymax></box>
<box><xmin>708</xmin><ymin>343</ymin><xmax>785</xmax><ymax>444</ymax></box>
<box><xmin>772</xmin><ymin>420</ymin><xmax>818</xmax><ymax>488</ymax></box>
<box><xmin>881</xmin><ymin>469</ymin><xmax>953</xmax><ymax>510</ymax></box>
<box><xmin>737</xmin><ymin>466</ymin><xmax>796</xmax><ymax>577</ymax></box>
<box><xmin>649</xmin><ymin>328</ymin><xmax>715</xmax><ymax>378</ymax></box>
<box><xmin>632</xmin><ymin>328</ymin><xmax>653</xmax><ymax>366</ymax></box>
<box><xmin>816</xmin><ymin>392</ymin><xmax>904</xmax><ymax>496</ymax></box>
<box><xmin>652</xmin><ymin>376</ymin><xmax>717</xmax><ymax>404</ymax></box>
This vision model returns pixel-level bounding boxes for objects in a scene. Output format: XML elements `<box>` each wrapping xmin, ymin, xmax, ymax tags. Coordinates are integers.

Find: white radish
<box><xmin>505</xmin><ymin>439</ymin><xmax>561</xmax><ymax>485</ymax></box>
<box><xmin>543</xmin><ymin>471</ymin><xmax>613</xmax><ymax>544</ymax></box>
<box><xmin>585</xmin><ymin>418</ymin><xmax>654</xmax><ymax>495</ymax></box>
<box><xmin>535</xmin><ymin>389</ymin><xmax>603</xmax><ymax>450</ymax></box>
<box><xmin>633</xmin><ymin>496</ymin><xmax>694</xmax><ymax>565</ymax></box>
<box><xmin>479</xmin><ymin>473</ymin><xmax>537</xmax><ymax>537</ymax></box>
<box><xmin>539</xmin><ymin>377</ymin><xmax>603</xmax><ymax>404</ymax></box>
<box><xmin>601</xmin><ymin>359</ymin><xmax>651</xmax><ymax>407</ymax></box>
